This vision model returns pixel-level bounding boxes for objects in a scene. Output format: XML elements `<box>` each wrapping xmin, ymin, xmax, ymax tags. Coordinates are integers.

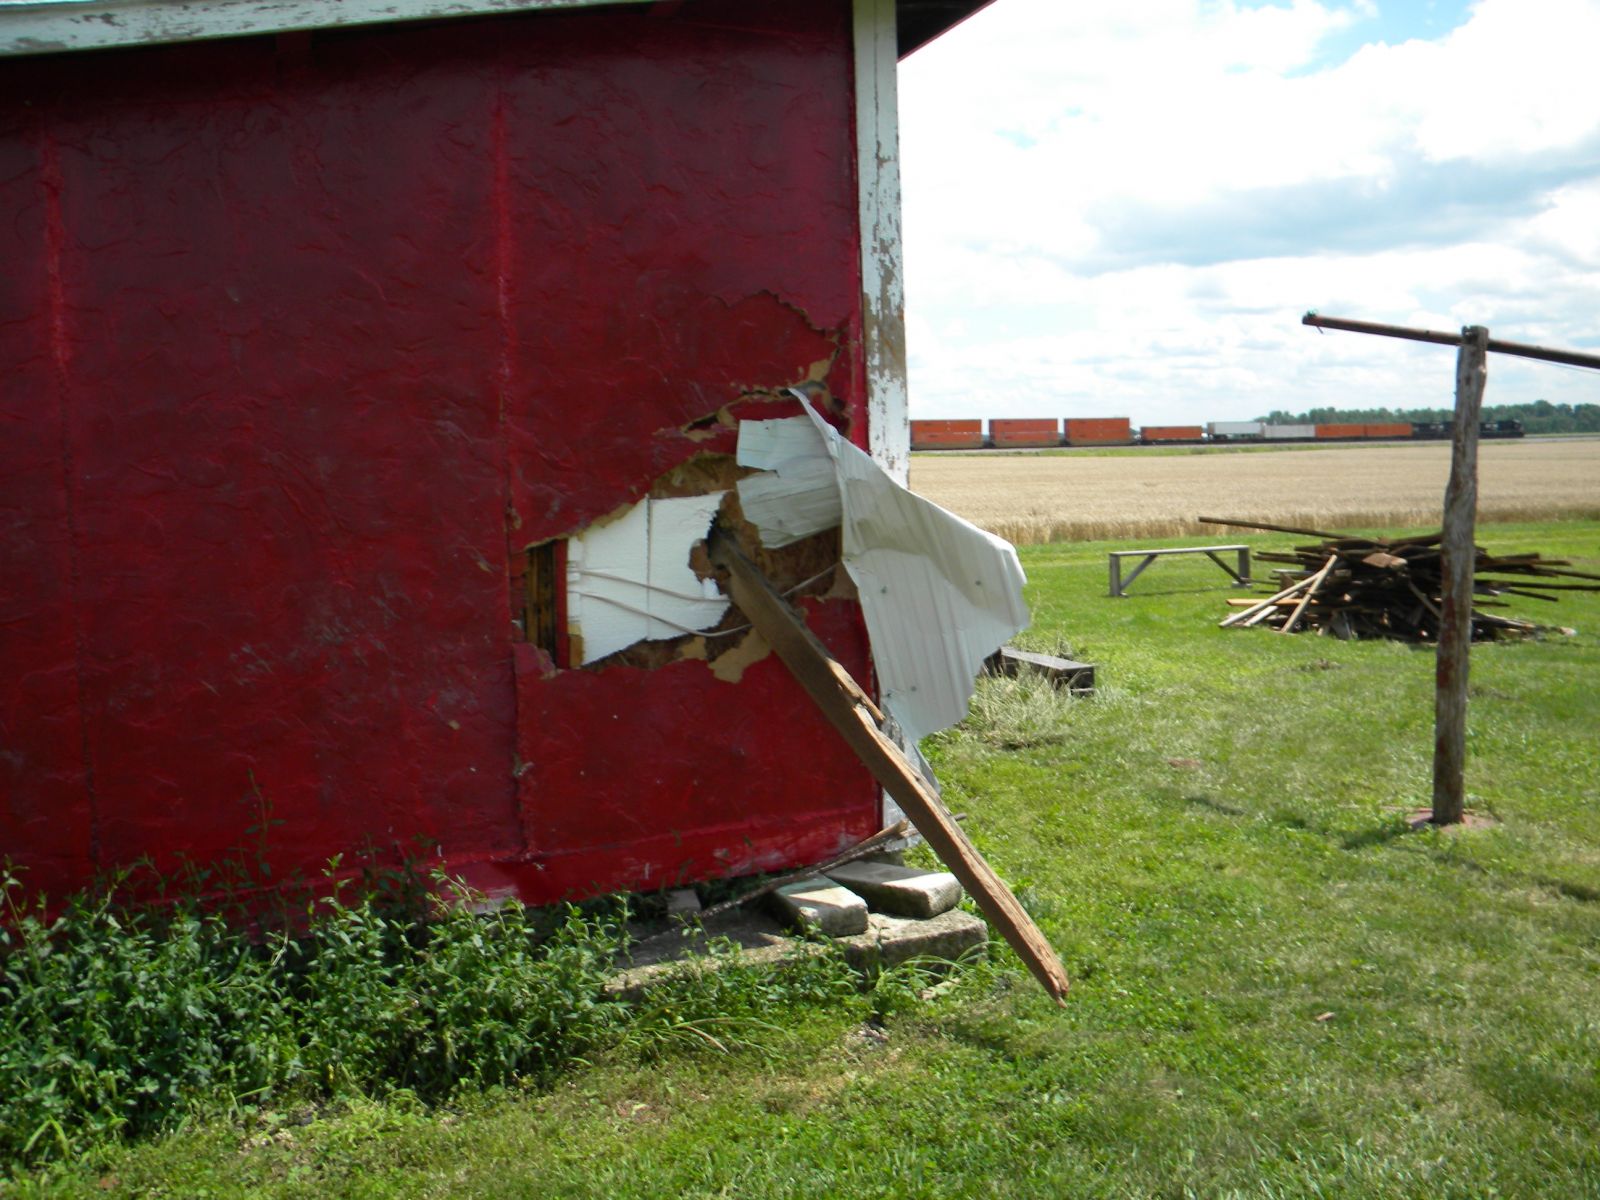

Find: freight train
<box><xmin>908</xmin><ymin>417</ymin><xmax>1525</xmax><ymax>450</ymax></box>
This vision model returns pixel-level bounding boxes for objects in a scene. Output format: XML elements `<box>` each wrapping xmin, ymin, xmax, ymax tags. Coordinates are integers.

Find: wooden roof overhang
<box><xmin>0</xmin><ymin>0</ymin><xmax>998</xmax><ymax>58</ymax></box>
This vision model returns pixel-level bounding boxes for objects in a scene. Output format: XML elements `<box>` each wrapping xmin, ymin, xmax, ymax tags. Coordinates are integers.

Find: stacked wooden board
<box><xmin>1202</xmin><ymin>518</ymin><xmax>1598</xmax><ymax>640</ymax></box>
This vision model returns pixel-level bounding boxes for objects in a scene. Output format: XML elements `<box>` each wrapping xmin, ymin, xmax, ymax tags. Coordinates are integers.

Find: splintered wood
<box><xmin>1202</xmin><ymin>518</ymin><xmax>1597</xmax><ymax>641</ymax></box>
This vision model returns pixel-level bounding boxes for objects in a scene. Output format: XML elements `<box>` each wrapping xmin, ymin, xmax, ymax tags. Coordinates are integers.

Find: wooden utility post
<box><xmin>1296</xmin><ymin>314</ymin><xmax>1600</xmax><ymax>825</ymax></box>
<box><xmin>1431</xmin><ymin>327</ymin><xmax>1488</xmax><ymax>824</ymax></box>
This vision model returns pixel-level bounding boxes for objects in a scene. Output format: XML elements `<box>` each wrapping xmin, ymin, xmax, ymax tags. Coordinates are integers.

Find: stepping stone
<box><xmin>768</xmin><ymin>875</ymin><xmax>869</xmax><ymax>937</ymax></box>
<box><xmin>839</xmin><ymin>910</ymin><xmax>988</xmax><ymax>973</ymax></box>
<box><xmin>824</xmin><ymin>861</ymin><xmax>962</xmax><ymax>919</ymax></box>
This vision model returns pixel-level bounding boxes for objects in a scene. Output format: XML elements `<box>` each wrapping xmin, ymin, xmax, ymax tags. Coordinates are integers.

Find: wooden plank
<box><xmin>1474</xmin><ymin>579</ymin><xmax>1600</xmax><ymax>592</ymax></box>
<box><xmin>1279</xmin><ymin>554</ymin><xmax>1337</xmax><ymax>634</ymax></box>
<box><xmin>1405</xmin><ymin>581</ymin><xmax>1442</xmax><ymax>621</ymax></box>
<box><xmin>827</xmin><ymin>658</ymin><xmax>886</xmax><ymax>722</ymax></box>
<box><xmin>984</xmin><ymin>646</ymin><xmax>1095</xmax><ymax>694</ymax></box>
<box><xmin>1221</xmin><ymin>574</ymin><xmax>1315</xmax><ymax>628</ymax></box>
<box><xmin>1362</xmin><ymin>551</ymin><xmax>1406</xmax><ymax>569</ymax></box>
<box><xmin>707</xmin><ymin>528</ymin><xmax>1070</xmax><ymax>1005</ymax></box>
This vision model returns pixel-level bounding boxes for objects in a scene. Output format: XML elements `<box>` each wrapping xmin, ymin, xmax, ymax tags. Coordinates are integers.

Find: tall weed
<box><xmin>0</xmin><ymin>862</ymin><xmax>627</xmax><ymax>1172</ymax></box>
<box><xmin>0</xmin><ymin>858</ymin><xmax>918</xmax><ymax>1177</ymax></box>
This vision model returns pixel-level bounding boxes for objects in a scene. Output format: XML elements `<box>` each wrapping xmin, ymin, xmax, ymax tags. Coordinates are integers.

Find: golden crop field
<box><xmin>908</xmin><ymin>438</ymin><xmax>1600</xmax><ymax>545</ymax></box>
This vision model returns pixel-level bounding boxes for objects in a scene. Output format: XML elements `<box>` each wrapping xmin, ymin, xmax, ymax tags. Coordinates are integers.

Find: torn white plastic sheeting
<box><xmin>567</xmin><ymin>492</ymin><xmax>728</xmax><ymax>665</ymax></box>
<box><xmin>735</xmin><ymin>402</ymin><xmax>1029</xmax><ymax>741</ymax></box>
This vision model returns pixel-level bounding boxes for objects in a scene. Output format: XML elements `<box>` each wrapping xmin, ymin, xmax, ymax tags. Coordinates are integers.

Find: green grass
<box><xmin>10</xmin><ymin>519</ymin><xmax>1600</xmax><ymax>1199</ymax></box>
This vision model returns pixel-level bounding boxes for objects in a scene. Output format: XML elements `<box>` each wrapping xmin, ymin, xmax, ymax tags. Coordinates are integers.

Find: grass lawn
<box><xmin>12</xmin><ymin>519</ymin><xmax>1600</xmax><ymax>1199</ymax></box>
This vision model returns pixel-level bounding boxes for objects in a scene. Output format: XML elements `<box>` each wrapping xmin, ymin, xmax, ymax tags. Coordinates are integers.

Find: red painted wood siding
<box><xmin>0</xmin><ymin>0</ymin><xmax>880</xmax><ymax>905</ymax></box>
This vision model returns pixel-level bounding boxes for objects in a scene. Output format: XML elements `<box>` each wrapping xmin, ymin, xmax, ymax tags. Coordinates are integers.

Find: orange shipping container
<box><xmin>1315</xmin><ymin>423</ymin><xmax>1366</xmax><ymax>440</ymax></box>
<box><xmin>910</xmin><ymin>419</ymin><xmax>984</xmax><ymax>449</ymax></box>
<box><xmin>1140</xmin><ymin>425</ymin><xmax>1204</xmax><ymax>442</ymax></box>
<box><xmin>990</xmin><ymin>418</ymin><xmax>1059</xmax><ymax>447</ymax></box>
<box><xmin>911</xmin><ymin>419</ymin><xmax>983</xmax><ymax>434</ymax></box>
<box><xmin>1362</xmin><ymin>422</ymin><xmax>1412</xmax><ymax>439</ymax></box>
<box><xmin>1063</xmin><ymin>417</ymin><xmax>1132</xmax><ymax>445</ymax></box>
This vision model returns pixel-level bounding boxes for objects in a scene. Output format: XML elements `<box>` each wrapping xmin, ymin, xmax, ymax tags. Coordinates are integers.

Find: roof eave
<box><xmin>896</xmin><ymin>0</ymin><xmax>996</xmax><ymax>59</ymax></box>
<box><xmin>1</xmin><ymin>0</ymin><xmax>1001</xmax><ymax>60</ymax></box>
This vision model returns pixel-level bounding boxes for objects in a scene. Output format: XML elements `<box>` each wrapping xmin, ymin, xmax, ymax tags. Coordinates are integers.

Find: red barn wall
<box><xmin>0</xmin><ymin>0</ymin><xmax>881</xmax><ymax>904</ymax></box>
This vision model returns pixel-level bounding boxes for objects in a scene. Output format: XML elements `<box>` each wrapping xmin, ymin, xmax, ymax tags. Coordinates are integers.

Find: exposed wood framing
<box><xmin>853</xmin><ymin>0</ymin><xmax>910</xmax><ymax>485</ymax></box>
<box><xmin>707</xmin><ymin>527</ymin><xmax>1070</xmax><ymax>1005</ymax></box>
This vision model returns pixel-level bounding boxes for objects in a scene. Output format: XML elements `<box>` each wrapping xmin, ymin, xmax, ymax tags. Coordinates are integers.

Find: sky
<box><xmin>897</xmin><ymin>0</ymin><xmax>1600</xmax><ymax>426</ymax></box>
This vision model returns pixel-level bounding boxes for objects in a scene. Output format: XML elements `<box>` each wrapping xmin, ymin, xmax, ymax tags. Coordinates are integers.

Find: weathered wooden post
<box><xmin>1301</xmin><ymin>312</ymin><xmax>1600</xmax><ymax>823</ymax></box>
<box><xmin>1431</xmin><ymin>326</ymin><xmax>1489</xmax><ymax>824</ymax></box>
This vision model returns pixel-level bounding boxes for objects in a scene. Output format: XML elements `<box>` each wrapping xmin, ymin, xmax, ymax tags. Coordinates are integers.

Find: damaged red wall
<box><xmin>0</xmin><ymin>0</ymin><xmax>881</xmax><ymax>904</ymax></box>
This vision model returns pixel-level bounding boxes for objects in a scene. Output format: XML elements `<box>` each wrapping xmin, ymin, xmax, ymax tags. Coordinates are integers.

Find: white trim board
<box><xmin>852</xmin><ymin>0</ymin><xmax>909</xmax><ymax>486</ymax></box>
<box><xmin>0</xmin><ymin>0</ymin><xmax>650</xmax><ymax>57</ymax></box>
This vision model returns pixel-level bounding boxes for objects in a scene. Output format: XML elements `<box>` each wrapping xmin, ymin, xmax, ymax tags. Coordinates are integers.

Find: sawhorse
<box><xmin>1109</xmin><ymin>545</ymin><xmax>1251</xmax><ymax>597</ymax></box>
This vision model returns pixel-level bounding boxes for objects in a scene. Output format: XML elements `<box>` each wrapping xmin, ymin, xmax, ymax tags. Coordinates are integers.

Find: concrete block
<box><xmin>769</xmin><ymin>875</ymin><xmax>869</xmax><ymax>937</ymax></box>
<box><xmin>824</xmin><ymin>861</ymin><xmax>962</xmax><ymax>919</ymax></box>
<box><xmin>664</xmin><ymin>888</ymin><xmax>702</xmax><ymax>920</ymax></box>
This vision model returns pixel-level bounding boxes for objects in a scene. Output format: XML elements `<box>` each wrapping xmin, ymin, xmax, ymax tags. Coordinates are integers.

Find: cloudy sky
<box><xmin>897</xmin><ymin>0</ymin><xmax>1600</xmax><ymax>426</ymax></box>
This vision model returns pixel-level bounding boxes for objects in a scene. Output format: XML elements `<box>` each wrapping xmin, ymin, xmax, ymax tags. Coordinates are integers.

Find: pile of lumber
<box><xmin>1201</xmin><ymin>518</ymin><xmax>1597</xmax><ymax>640</ymax></box>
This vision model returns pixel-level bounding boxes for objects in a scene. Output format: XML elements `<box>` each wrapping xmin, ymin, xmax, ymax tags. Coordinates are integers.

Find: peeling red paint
<box><xmin>0</xmin><ymin>0</ymin><xmax>878</xmax><ymax>906</ymax></box>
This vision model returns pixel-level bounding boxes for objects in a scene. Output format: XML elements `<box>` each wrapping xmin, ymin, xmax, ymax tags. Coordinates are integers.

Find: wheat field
<box><xmin>908</xmin><ymin>438</ymin><xmax>1600</xmax><ymax>545</ymax></box>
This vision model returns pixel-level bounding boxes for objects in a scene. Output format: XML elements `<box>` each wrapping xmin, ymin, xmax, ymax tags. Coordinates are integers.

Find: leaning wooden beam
<box><xmin>706</xmin><ymin>527</ymin><xmax>1071</xmax><ymax>1005</ymax></box>
<box><xmin>1279</xmin><ymin>554</ymin><xmax>1337</xmax><ymax>635</ymax></box>
<box><xmin>1220</xmin><ymin>574</ymin><xmax>1316</xmax><ymax>628</ymax></box>
<box><xmin>1405</xmin><ymin>580</ymin><xmax>1443</xmax><ymax>621</ymax></box>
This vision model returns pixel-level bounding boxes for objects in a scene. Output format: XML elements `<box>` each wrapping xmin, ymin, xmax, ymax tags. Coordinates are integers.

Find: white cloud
<box><xmin>899</xmin><ymin>0</ymin><xmax>1600</xmax><ymax>425</ymax></box>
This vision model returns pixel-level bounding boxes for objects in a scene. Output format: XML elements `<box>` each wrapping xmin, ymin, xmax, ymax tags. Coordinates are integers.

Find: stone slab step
<box><xmin>768</xmin><ymin>875</ymin><xmax>869</xmax><ymax>936</ymax></box>
<box><xmin>838</xmin><ymin>910</ymin><xmax>986</xmax><ymax>973</ymax></box>
<box><xmin>825</xmin><ymin>860</ymin><xmax>963</xmax><ymax>919</ymax></box>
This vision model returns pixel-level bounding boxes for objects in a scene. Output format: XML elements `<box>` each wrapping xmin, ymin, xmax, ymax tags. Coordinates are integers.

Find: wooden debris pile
<box><xmin>1201</xmin><ymin>517</ymin><xmax>1598</xmax><ymax>640</ymax></box>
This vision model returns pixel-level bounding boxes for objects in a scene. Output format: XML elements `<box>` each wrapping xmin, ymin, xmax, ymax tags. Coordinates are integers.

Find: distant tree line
<box><xmin>1254</xmin><ymin>400</ymin><xmax>1600</xmax><ymax>434</ymax></box>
